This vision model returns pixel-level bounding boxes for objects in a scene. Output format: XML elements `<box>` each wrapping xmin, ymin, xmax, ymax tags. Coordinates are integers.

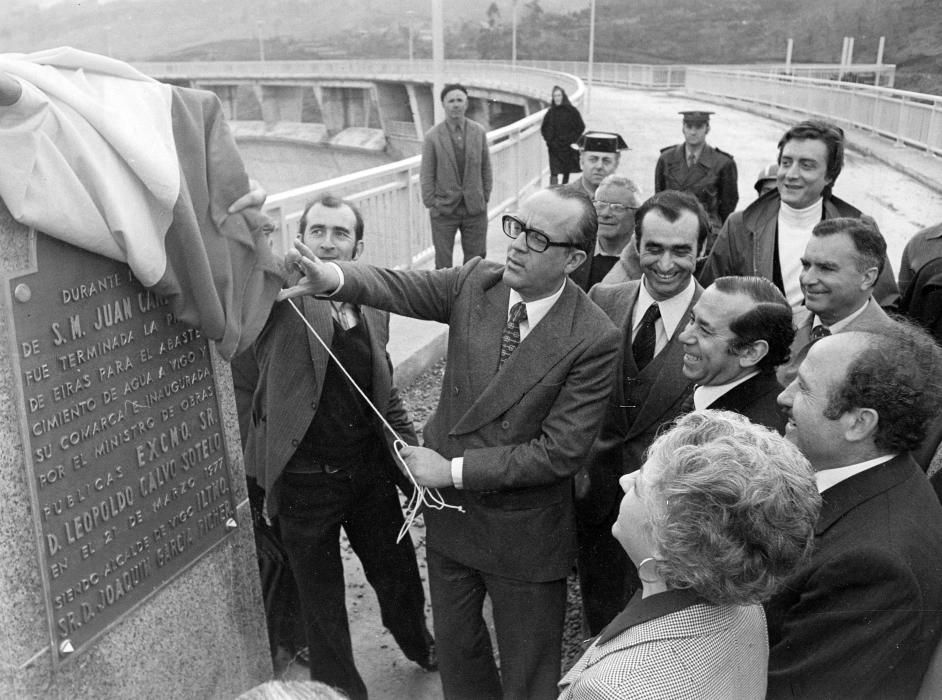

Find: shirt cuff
<box><xmin>317</xmin><ymin>261</ymin><xmax>344</xmax><ymax>298</ymax></box>
<box><xmin>451</xmin><ymin>457</ymin><xmax>464</xmax><ymax>489</ymax></box>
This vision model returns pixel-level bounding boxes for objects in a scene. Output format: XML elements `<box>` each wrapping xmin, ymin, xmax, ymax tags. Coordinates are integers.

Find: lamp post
<box><xmin>406</xmin><ymin>10</ymin><xmax>416</xmax><ymax>63</ymax></box>
<box><xmin>432</xmin><ymin>0</ymin><xmax>444</xmax><ymax>123</ymax></box>
<box><xmin>256</xmin><ymin>20</ymin><xmax>266</xmax><ymax>62</ymax></box>
<box><xmin>512</xmin><ymin>0</ymin><xmax>518</xmax><ymax>69</ymax></box>
<box><xmin>586</xmin><ymin>0</ymin><xmax>596</xmax><ymax>115</ymax></box>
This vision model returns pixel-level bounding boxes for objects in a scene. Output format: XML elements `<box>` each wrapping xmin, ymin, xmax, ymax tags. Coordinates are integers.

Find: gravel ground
<box><xmin>399</xmin><ymin>360</ymin><xmax>588</xmax><ymax>676</ymax></box>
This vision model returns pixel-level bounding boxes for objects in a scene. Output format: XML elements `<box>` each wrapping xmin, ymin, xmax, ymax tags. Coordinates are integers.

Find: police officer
<box><xmin>655</xmin><ymin>110</ymin><xmax>738</xmax><ymax>242</ymax></box>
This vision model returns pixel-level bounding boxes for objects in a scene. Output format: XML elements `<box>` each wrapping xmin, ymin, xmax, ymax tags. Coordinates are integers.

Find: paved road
<box><xmin>267</xmin><ymin>83</ymin><xmax>942</xmax><ymax>700</ymax></box>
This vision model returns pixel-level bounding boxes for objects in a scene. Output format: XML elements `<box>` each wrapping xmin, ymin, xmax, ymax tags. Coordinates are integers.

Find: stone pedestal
<box><xmin>0</xmin><ymin>204</ymin><xmax>271</xmax><ymax>698</ymax></box>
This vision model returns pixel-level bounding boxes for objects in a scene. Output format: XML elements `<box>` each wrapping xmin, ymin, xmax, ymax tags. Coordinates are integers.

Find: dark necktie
<box><xmin>499</xmin><ymin>302</ymin><xmax>527</xmax><ymax>368</ymax></box>
<box><xmin>810</xmin><ymin>324</ymin><xmax>831</xmax><ymax>341</ymax></box>
<box><xmin>632</xmin><ymin>303</ymin><xmax>660</xmax><ymax>370</ymax></box>
<box><xmin>687</xmin><ymin>152</ymin><xmax>697</xmax><ymax>169</ymax></box>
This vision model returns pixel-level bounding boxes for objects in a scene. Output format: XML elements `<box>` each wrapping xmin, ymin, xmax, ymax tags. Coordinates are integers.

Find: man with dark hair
<box><xmin>770</xmin><ymin>324</ymin><xmax>942</xmax><ymax>699</ymax></box>
<box><xmin>678</xmin><ymin>275</ymin><xmax>794</xmax><ymax>433</ymax></box>
<box><xmin>421</xmin><ymin>83</ymin><xmax>493</xmax><ymax>268</ymax></box>
<box><xmin>777</xmin><ymin>216</ymin><xmax>894</xmax><ymax>385</ymax></box>
<box><xmin>899</xmin><ymin>220</ymin><xmax>942</xmax><ymax>343</ymax></box>
<box><xmin>281</xmin><ymin>186</ymin><xmax>620</xmax><ymax>700</ymax></box>
<box><xmin>700</xmin><ymin>119</ymin><xmax>898</xmax><ymax>310</ymax></box>
<box><xmin>576</xmin><ymin>189</ymin><xmax>707</xmax><ymax>635</ymax></box>
<box><xmin>655</xmin><ymin>110</ymin><xmax>739</xmax><ymax>235</ymax></box>
<box><xmin>243</xmin><ymin>195</ymin><xmax>435</xmax><ymax>699</ymax></box>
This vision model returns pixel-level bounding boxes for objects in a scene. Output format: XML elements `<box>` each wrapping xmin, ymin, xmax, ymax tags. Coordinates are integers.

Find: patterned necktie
<box><xmin>499</xmin><ymin>302</ymin><xmax>527</xmax><ymax>368</ymax></box>
<box><xmin>632</xmin><ymin>303</ymin><xmax>660</xmax><ymax>370</ymax></box>
<box><xmin>810</xmin><ymin>324</ymin><xmax>831</xmax><ymax>341</ymax></box>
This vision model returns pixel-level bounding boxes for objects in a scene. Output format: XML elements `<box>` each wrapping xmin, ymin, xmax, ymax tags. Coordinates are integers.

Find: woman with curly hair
<box><xmin>541</xmin><ymin>85</ymin><xmax>584</xmax><ymax>185</ymax></box>
<box><xmin>559</xmin><ymin>410</ymin><xmax>821</xmax><ymax>699</ymax></box>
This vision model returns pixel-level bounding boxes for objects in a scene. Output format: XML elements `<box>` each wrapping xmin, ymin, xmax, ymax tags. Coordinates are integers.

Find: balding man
<box><xmin>769</xmin><ymin>323</ymin><xmax>942</xmax><ymax>699</ymax></box>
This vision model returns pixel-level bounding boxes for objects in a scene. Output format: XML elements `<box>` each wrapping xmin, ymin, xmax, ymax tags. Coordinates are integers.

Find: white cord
<box><xmin>286</xmin><ymin>300</ymin><xmax>464</xmax><ymax>543</ymax></box>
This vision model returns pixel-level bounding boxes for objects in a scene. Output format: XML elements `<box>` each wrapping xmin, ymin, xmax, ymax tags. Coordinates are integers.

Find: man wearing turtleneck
<box><xmin>699</xmin><ymin>119</ymin><xmax>899</xmax><ymax>311</ymax></box>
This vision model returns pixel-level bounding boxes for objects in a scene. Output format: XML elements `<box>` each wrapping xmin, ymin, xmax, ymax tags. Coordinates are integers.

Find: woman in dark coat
<box><xmin>541</xmin><ymin>85</ymin><xmax>584</xmax><ymax>185</ymax></box>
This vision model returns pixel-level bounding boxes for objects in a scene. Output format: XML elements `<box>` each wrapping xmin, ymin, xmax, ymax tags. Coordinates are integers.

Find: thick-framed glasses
<box><xmin>593</xmin><ymin>199</ymin><xmax>638</xmax><ymax>214</ymax></box>
<box><xmin>502</xmin><ymin>214</ymin><xmax>578</xmax><ymax>253</ymax></box>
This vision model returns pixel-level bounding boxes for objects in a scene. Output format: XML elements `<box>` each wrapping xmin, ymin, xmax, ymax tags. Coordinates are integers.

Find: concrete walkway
<box><xmin>281</xmin><ymin>84</ymin><xmax>942</xmax><ymax>699</ymax></box>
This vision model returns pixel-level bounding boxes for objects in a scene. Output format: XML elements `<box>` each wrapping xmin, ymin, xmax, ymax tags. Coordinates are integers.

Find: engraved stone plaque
<box><xmin>4</xmin><ymin>231</ymin><xmax>238</xmax><ymax>663</ymax></box>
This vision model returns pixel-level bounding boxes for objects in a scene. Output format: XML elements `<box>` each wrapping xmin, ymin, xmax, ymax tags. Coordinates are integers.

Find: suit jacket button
<box><xmin>453</xmin><ymin>386</ymin><xmax>460</xmax><ymax>395</ymax></box>
<box><xmin>501</xmin><ymin>420</ymin><xmax>510</xmax><ymax>429</ymax></box>
<box><xmin>311</xmin><ymin>402</ymin><xmax>317</xmax><ymax>409</ymax></box>
<box><xmin>291</xmin><ymin>439</ymin><xmax>299</xmax><ymax>447</ymax></box>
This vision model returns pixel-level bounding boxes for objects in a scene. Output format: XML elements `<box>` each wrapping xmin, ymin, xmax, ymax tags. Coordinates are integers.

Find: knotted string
<box><xmin>287</xmin><ymin>300</ymin><xmax>464</xmax><ymax>543</ymax></box>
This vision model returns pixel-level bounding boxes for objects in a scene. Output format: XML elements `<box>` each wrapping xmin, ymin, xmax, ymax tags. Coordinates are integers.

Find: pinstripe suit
<box><xmin>243</xmin><ymin>296</ymin><xmax>430</xmax><ymax>699</ymax></box>
<box><xmin>576</xmin><ymin>280</ymin><xmax>700</xmax><ymax>635</ymax></box>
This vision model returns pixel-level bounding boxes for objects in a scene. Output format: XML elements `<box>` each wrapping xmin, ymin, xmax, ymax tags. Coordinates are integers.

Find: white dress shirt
<box><xmin>633</xmin><ymin>278</ymin><xmax>696</xmax><ymax>356</ymax></box>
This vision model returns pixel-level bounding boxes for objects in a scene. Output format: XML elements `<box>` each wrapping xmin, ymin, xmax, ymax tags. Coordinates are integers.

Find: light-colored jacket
<box><xmin>559</xmin><ymin>602</ymin><xmax>767</xmax><ymax>700</ymax></box>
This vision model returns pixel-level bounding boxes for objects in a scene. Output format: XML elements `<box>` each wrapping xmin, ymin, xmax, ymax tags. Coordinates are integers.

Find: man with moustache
<box><xmin>576</xmin><ymin>189</ymin><xmax>707</xmax><ymax>634</ymax></box>
<box><xmin>700</xmin><ymin>119</ymin><xmax>898</xmax><ymax>311</ymax></box>
<box><xmin>769</xmin><ymin>324</ymin><xmax>942</xmax><ymax>699</ymax></box>
<box><xmin>421</xmin><ymin>83</ymin><xmax>493</xmax><ymax>269</ymax></box>
<box><xmin>281</xmin><ymin>186</ymin><xmax>621</xmax><ymax>700</ymax></box>
<box><xmin>677</xmin><ymin>275</ymin><xmax>793</xmax><ymax>433</ymax></box>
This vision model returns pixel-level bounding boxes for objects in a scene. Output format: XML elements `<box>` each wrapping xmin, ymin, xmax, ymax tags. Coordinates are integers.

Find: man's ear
<box><xmin>565</xmin><ymin>248</ymin><xmax>588</xmax><ymax>275</ymax></box>
<box><xmin>737</xmin><ymin>339</ymin><xmax>769</xmax><ymax>369</ymax></box>
<box><xmin>843</xmin><ymin>407</ymin><xmax>879</xmax><ymax>444</ymax></box>
<box><xmin>352</xmin><ymin>239</ymin><xmax>364</xmax><ymax>261</ymax></box>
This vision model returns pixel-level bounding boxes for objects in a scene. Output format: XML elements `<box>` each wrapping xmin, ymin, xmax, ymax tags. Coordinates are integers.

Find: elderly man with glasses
<box><xmin>279</xmin><ymin>185</ymin><xmax>620</xmax><ymax>700</ymax></box>
<box><xmin>577</xmin><ymin>174</ymin><xmax>643</xmax><ymax>289</ymax></box>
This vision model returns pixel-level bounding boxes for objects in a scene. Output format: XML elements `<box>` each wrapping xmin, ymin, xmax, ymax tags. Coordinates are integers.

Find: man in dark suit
<box><xmin>243</xmin><ymin>195</ymin><xmax>435</xmax><ymax>700</ymax></box>
<box><xmin>778</xmin><ymin>216</ymin><xmax>895</xmax><ymax>386</ymax></box>
<box><xmin>677</xmin><ymin>275</ymin><xmax>793</xmax><ymax>433</ymax></box>
<box><xmin>769</xmin><ymin>323</ymin><xmax>942</xmax><ymax>699</ymax></box>
<box><xmin>576</xmin><ymin>189</ymin><xmax>707</xmax><ymax>635</ymax></box>
<box><xmin>282</xmin><ymin>186</ymin><xmax>621</xmax><ymax>700</ymax></box>
<box><xmin>421</xmin><ymin>83</ymin><xmax>493</xmax><ymax>269</ymax></box>
<box><xmin>655</xmin><ymin>110</ymin><xmax>738</xmax><ymax>235</ymax></box>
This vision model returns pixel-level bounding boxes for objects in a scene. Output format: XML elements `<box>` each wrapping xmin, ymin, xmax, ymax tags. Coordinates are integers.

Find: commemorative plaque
<box><xmin>5</xmin><ymin>231</ymin><xmax>238</xmax><ymax>663</ymax></box>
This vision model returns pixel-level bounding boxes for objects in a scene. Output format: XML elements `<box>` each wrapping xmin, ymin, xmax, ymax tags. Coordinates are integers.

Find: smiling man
<box><xmin>575</xmin><ymin>189</ymin><xmax>708</xmax><ymax>635</ymax></box>
<box><xmin>678</xmin><ymin>276</ymin><xmax>793</xmax><ymax>433</ymax></box>
<box><xmin>700</xmin><ymin>119</ymin><xmax>898</xmax><ymax>311</ymax></box>
<box><xmin>580</xmin><ymin>174</ymin><xmax>643</xmax><ymax>289</ymax></box>
<box><xmin>776</xmin><ymin>216</ymin><xmax>893</xmax><ymax>385</ymax></box>
<box><xmin>768</xmin><ymin>325</ymin><xmax>942</xmax><ymax>699</ymax></box>
<box><xmin>279</xmin><ymin>186</ymin><xmax>620</xmax><ymax>700</ymax></box>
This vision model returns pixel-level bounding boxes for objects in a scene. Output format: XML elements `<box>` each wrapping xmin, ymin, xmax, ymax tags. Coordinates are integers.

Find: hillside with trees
<box><xmin>3</xmin><ymin>0</ymin><xmax>940</xmax><ymax>94</ymax></box>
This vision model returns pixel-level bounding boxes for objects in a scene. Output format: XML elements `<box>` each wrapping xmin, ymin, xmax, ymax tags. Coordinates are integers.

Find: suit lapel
<box><xmin>626</xmin><ymin>286</ymin><xmax>700</xmax><ymax>438</ymax></box>
<box><xmin>452</xmin><ymin>284</ymin><xmax>581</xmax><ymax>435</ymax></box>
<box><xmin>301</xmin><ymin>296</ymin><xmax>332</xmax><ymax>386</ymax></box>
<box><xmin>360</xmin><ymin>306</ymin><xmax>391</xmax><ymax>412</ymax></box>
<box><xmin>816</xmin><ymin>455</ymin><xmax>915</xmax><ymax>534</ymax></box>
<box><xmin>439</xmin><ymin>123</ymin><xmax>461</xmax><ymax>181</ymax></box>
<box><xmin>710</xmin><ymin>373</ymin><xmax>778</xmax><ymax>412</ymax></box>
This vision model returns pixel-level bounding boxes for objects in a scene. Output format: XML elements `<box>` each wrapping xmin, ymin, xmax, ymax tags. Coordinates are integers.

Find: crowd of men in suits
<box><xmin>240</xmin><ymin>94</ymin><xmax>942</xmax><ymax>699</ymax></box>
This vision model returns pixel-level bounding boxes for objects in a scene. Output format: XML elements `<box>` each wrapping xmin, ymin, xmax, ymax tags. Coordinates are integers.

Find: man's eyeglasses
<box><xmin>593</xmin><ymin>200</ymin><xmax>638</xmax><ymax>214</ymax></box>
<box><xmin>502</xmin><ymin>214</ymin><xmax>579</xmax><ymax>253</ymax></box>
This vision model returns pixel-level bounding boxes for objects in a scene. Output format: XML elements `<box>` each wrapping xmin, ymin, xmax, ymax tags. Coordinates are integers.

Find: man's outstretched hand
<box><xmin>277</xmin><ymin>239</ymin><xmax>342</xmax><ymax>301</ymax></box>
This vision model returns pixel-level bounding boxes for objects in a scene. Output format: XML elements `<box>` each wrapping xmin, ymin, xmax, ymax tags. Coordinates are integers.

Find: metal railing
<box><xmin>136</xmin><ymin>59</ymin><xmax>940</xmax><ymax>265</ymax></box>
<box><xmin>261</xmin><ymin>84</ymin><xmax>579</xmax><ymax>267</ymax></box>
<box><xmin>685</xmin><ymin>68</ymin><xmax>942</xmax><ymax>157</ymax></box>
